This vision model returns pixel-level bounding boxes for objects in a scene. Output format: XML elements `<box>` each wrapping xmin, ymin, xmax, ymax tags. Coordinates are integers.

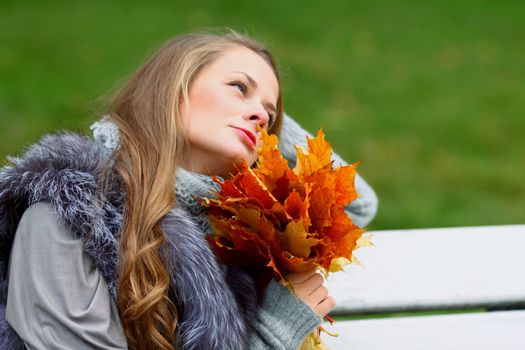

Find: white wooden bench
<box><xmin>322</xmin><ymin>225</ymin><xmax>525</xmax><ymax>350</ymax></box>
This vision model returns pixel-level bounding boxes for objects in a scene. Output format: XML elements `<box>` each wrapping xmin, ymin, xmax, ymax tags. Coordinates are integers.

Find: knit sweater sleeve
<box><xmin>279</xmin><ymin>113</ymin><xmax>379</xmax><ymax>228</ymax></box>
<box><xmin>246</xmin><ymin>279</ymin><xmax>322</xmax><ymax>349</ymax></box>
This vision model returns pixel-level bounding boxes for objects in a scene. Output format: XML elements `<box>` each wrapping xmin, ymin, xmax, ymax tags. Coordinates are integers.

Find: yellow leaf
<box><xmin>300</xmin><ymin>331</ymin><xmax>322</xmax><ymax>350</ymax></box>
<box><xmin>329</xmin><ymin>257</ymin><xmax>351</xmax><ymax>273</ymax></box>
<box><xmin>320</xmin><ymin>325</ymin><xmax>339</xmax><ymax>337</ymax></box>
<box><xmin>282</xmin><ymin>221</ymin><xmax>319</xmax><ymax>258</ymax></box>
<box><xmin>351</xmin><ymin>254</ymin><xmax>363</xmax><ymax>266</ymax></box>
<box><xmin>236</xmin><ymin>207</ymin><xmax>262</xmax><ymax>230</ymax></box>
<box><xmin>356</xmin><ymin>234</ymin><xmax>374</xmax><ymax>249</ymax></box>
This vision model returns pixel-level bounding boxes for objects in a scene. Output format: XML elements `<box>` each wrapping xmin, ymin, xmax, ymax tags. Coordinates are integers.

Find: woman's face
<box><xmin>180</xmin><ymin>45</ymin><xmax>279</xmax><ymax>177</ymax></box>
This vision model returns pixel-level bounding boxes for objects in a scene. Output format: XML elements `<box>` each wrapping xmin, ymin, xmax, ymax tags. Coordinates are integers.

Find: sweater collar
<box><xmin>174</xmin><ymin>168</ymin><xmax>221</xmax><ymax>217</ymax></box>
<box><xmin>90</xmin><ymin>117</ymin><xmax>221</xmax><ymax>229</ymax></box>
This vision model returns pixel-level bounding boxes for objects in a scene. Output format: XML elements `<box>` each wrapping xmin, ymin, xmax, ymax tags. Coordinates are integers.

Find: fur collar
<box><xmin>0</xmin><ymin>132</ymin><xmax>257</xmax><ymax>350</ymax></box>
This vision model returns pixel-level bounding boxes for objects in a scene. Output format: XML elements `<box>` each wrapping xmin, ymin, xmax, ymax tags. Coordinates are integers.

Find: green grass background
<box><xmin>1</xmin><ymin>0</ymin><xmax>524</xmax><ymax>230</ymax></box>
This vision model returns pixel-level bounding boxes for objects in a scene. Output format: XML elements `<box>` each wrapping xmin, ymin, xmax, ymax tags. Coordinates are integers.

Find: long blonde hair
<box><xmin>106</xmin><ymin>30</ymin><xmax>283</xmax><ymax>349</ymax></box>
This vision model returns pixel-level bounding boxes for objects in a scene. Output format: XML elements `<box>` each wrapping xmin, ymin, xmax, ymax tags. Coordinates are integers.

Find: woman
<box><xmin>0</xmin><ymin>31</ymin><xmax>377</xmax><ymax>349</ymax></box>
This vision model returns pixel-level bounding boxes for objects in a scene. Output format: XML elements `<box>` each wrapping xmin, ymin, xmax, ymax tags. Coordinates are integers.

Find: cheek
<box><xmin>181</xmin><ymin>93</ymin><xmax>219</xmax><ymax>135</ymax></box>
<box><xmin>190</xmin><ymin>84</ymin><xmax>232</xmax><ymax>118</ymax></box>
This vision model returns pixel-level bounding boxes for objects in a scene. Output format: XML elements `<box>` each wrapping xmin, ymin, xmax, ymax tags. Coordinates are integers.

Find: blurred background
<box><xmin>1</xmin><ymin>0</ymin><xmax>523</xmax><ymax>230</ymax></box>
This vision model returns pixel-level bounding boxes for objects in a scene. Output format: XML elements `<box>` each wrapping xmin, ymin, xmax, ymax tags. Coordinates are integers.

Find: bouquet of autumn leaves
<box><xmin>202</xmin><ymin>128</ymin><xmax>369</xmax><ymax>349</ymax></box>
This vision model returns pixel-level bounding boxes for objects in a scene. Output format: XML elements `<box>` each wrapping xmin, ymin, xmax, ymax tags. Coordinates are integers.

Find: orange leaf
<box><xmin>334</xmin><ymin>163</ymin><xmax>360</xmax><ymax>205</ymax></box>
<box><xmin>203</xmin><ymin>126</ymin><xmax>368</xmax><ymax>285</ymax></box>
<box><xmin>307</xmin><ymin>129</ymin><xmax>332</xmax><ymax>167</ymax></box>
<box><xmin>283</xmin><ymin>190</ymin><xmax>304</xmax><ymax>220</ymax></box>
<box><xmin>254</xmin><ymin>127</ymin><xmax>290</xmax><ymax>184</ymax></box>
<box><xmin>237</xmin><ymin>166</ymin><xmax>279</xmax><ymax>209</ymax></box>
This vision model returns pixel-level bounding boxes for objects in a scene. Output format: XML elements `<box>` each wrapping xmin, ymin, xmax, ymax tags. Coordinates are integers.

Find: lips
<box><xmin>232</xmin><ymin>126</ymin><xmax>257</xmax><ymax>148</ymax></box>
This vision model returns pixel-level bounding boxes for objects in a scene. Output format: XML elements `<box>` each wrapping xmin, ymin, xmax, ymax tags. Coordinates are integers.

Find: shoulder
<box><xmin>0</xmin><ymin>131</ymin><xmax>110</xmax><ymax>224</ymax></box>
<box><xmin>15</xmin><ymin>202</ymin><xmax>78</xmax><ymax>247</ymax></box>
<box><xmin>19</xmin><ymin>201</ymin><xmax>55</xmax><ymax>223</ymax></box>
<box><xmin>3</xmin><ymin>132</ymin><xmax>107</xmax><ymax>177</ymax></box>
<box><xmin>0</xmin><ymin>131</ymin><xmax>121</xmax><ymax>243</ymax></box>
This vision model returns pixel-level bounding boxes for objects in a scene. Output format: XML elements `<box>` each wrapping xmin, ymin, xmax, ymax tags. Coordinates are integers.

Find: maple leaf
<box><xmin>334</xmin><ymin>164</ymin><xmax>359</xmax><ymax>204</ymax></box>
<box><xmin>204</xmin><ymin>126</ymin><xmax>367</xmax><ymax>277</ymax></box>
<box><xmin>202</xmin><ymin>127</ymin><xmax>370</xmax><ymax>350</ymax></box>
<box><xmin>281</xmin><ymin>220</ymin><xmax>319</xmax><ymax>258</ymax></box>
<box><xmin>254</xmin><ymin>128</ymin><xmax>292</xmax><ymax>186</ymax></box>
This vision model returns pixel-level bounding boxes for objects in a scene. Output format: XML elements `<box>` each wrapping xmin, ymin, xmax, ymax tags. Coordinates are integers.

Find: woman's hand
<box><xmin>285</xmin><ymin>269</ymin><xmax>336</xmax><ymax>318</ymax></box>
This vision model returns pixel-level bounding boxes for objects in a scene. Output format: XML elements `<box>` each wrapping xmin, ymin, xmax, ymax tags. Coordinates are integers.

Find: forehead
<box><xmin>204</xmin><ymin>46</ymin><xmax>279</xmax><ymax>97</ymax></box>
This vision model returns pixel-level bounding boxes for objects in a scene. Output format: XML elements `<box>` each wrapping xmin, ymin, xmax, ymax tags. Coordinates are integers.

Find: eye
<box><xmin>228</xmin><ymin>80</ymin><xmax>248</xmax><ymax>94</ymax></box>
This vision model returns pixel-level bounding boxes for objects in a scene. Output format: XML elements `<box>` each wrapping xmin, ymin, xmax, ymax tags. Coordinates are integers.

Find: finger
<box><xmin>289</xmin><ymin>273</ymin><xmax>325</xmax><ymax>299</ymax></box>
<box><xmin>299</xmin><ymin>273</ymin><xmax>324</xmax><ymax>289</ymax></box>
<box><xmin>314</xmin><ymin>296</ymin><xmax>336</xmax><ymax>318</ymax></box>
<box><xmin>307</xmin><ymin>285</ymin><xmax>329</xmax><ymax>305</ymax></box>
<box><xmin>285</xmin><ymin>268</ymin><xmax>317</xmax><ymax>284</ymax></box>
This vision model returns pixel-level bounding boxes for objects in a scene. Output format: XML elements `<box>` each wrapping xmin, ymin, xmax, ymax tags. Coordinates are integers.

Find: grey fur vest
<box><xmin>0</xmin><ymin>133</ymin><xmax>258</xmax><ymax>350</ymax></box>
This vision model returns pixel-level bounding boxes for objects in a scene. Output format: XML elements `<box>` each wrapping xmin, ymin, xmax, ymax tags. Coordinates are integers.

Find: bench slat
<box><xmin>326</xmin><ymin>225</ymin><xmax>525</xmax><ymax>314</ymax></box>
<box><xmin>322</xmin><ymin>310</ymin><xmax>525</xmax><ymax>350</ymax></box>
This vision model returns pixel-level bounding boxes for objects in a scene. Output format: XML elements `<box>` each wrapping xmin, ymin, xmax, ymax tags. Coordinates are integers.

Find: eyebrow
<box><xmin>231</xmin><ymin>71</ymin><xmax>277</xmax><ymax>115</ymax></box>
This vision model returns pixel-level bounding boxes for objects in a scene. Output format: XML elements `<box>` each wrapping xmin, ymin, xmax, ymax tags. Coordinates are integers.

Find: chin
<box><xmin>223</xmin><ymin>157</ymin><xmax>255</xmax><ymax>177</ymax></box>
<box><xmin>228</xmin><ymin>145</ymin><xmax>257</xmax><ymax>164</ymax></box>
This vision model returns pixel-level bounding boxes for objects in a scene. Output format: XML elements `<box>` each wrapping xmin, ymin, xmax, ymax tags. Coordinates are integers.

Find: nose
<box><xmin>245</xmin><ymin>104</ymin><xmax>270</xmax><ymax>128</ymax></box>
